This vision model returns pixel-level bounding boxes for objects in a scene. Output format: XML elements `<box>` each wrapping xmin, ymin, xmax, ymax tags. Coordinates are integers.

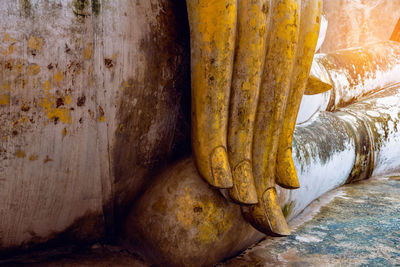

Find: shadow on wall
<box><xmin>110</xmin><ymin>0</ymin><xmax>191</xmax><ymax>238</ymax></box>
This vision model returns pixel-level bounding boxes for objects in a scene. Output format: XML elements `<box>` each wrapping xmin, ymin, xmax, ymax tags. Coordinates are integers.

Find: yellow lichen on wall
<box><xmin>29</xmin><ymin>154</ymin><xmax>39</xmax><ymax>161</ymax></box>
<box><xmin>11</xmin><ymin>116</ymin><xmax>29</xmax><ymax>128</ymax></box>
<box><xmin>83</xmin><ymin>43</ymin><xmax>93</xmax><ymax>60</ymax></box>
<box><xmin>120</xmin><ymin>80</ymin><xmax>134</xmax><ymax>92</ymax></box>
<box><xmin>1</xmin><ymin>44</ymin><xmax>15</xmax><ymax>56</ymax></box>
<box><xmin>53</xmin><ymin>70</ymin><xmax>64</xmax><ymax>83</ymax></box>
<box><xmin>1</xmin><ymin>82</ymin><xmax>11</xmax><ymax>91</ymax></box>
<box><xmin>15</xmin><ymin>150</ymin><xmax>26</xmax><ymax>158</ymax></box>
<box><xmin>0</xmin><ymin>93</ymin><xmax>9</xmax><ymax>105</ymax></box>
<box><xmin>39</xmin><ymin>80</ymin><xmax>72</xmax><ymax>124</ymax></box>
<box><xmin>28</xmin><ymin>35</ymin><xmax>43</xmax><ymax>51</ymax></box>
<box><xmin>174</xmin><ymin>188</ymin><xmax>233</xmax><ymax>244</ymax></box>
<box><xmin>98</xmin><ymin>106</ymin><xmax>105</xmax><ymax>122</ymax></box>
<box><xmin>3</xmin><ymin>33</ymin><xmax>17</xmax><ymax>43</ymax></box>
<box><xmin>27</xmin><ymin>64</ymin><xmax>41</xmax><ymax>76</ymax></box>
<box><xmin>64</xmin><ymin>95</ymin><xmax>71</xmax><ymax>105</ymax></box>
<box><xmin>0</xmin><ymin>33</ymin><xmax>18</xmax><ymax>56</ymax></box>
<box><xmin>42</xmin><ymin>80</ymin><xmax>52</xmax><ymax>91</ymax></box>
<box><xmin>40</xmin><ymin>96</ymin><xmax>72</xmax><ymax>124</ymax></box>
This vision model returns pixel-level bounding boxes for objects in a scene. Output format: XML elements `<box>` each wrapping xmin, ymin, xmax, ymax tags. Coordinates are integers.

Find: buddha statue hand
<box><xmin>187</xmin><ymin>0</ymin><xmax>321</xmax><ymax>236</ymax></box>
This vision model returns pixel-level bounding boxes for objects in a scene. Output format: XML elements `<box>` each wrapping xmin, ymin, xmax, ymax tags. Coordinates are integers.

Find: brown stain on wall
<box><xmin>111</xmin><ymin>0</ymin><xmax>190</xmax><ymax>229</ymax></box>
<box><xmin>72</xmin><ymin>0</ymin><xmax>89</xmax><ymax>19</ymax></box>
<box><xmin>0</xmin><ymin>212</ymin><xmax>104</xmax><ymax>257</ymax></box>
<box><xmin>91</xmin><ymin>0</ymin><xmax>100</xmax><ymax>16</ymax></box>
<box><xmin>19</xmin><ymin>0</ymin><xmax>32</xmax><ymax>17</ymax></box>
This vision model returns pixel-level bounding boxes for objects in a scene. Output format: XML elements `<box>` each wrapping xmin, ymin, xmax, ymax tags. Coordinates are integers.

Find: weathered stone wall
<box><xmin>322</xmin><ymin>0</ymin><xmax>400</xmax><ymax>52</ymax></box>
<box><xmin>0</xmin><ymin>0</ymin><xmax>190</xmax><ymax>252</ymax></box>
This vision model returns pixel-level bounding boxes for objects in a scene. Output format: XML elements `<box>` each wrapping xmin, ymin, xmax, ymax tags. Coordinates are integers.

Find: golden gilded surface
<box><xmin>228</xmin><ymin>0</ymin><xmax>270</xmax><ymax>204</ymax></box>
<box><xmin>304</xmin><ymin>73</ymin><xmax>333</xmax><ymax>95</ymax></box>
<box><xmin>276</xmin><ymin>0</ymin><xmax>321</xmax><ymax>189</ymax></box>
<box><xmin>187</xmin><ymin>0</ymin><xmax>321</xmax><ymax>236</ymax></box>
<box><xmin>174</xmin><ymin>188</ymin><xmax>233</xmax><ymax>244</ymax></box>
<box><xmin>187</xmin><ymin>0</ymin><xmax>237</xmax><ymax>188</ymax></box>
<box><xmin>251</xmin><ymin>0</ymin><xmax>300</xmax><ymax>235</ymax></box>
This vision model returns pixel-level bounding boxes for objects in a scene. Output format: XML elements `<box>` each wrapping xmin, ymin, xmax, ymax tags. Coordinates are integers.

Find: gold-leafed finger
<box><xmin>276</xmin><ymin>0</ymin><xmax>322</xmax><ymax>189</ymax></box>
<box><xmin>227</xmin><ymin>0</ymin><xmax>271</xmax><ymax>204</ymax></box>
<box><xmin>187</xmin><ymin>0</ymin><xmax>237</xmax><ymax>188</ymax></box>
<box><xmin>230</xmin><ymin>160</ymin><xmax>258</xmax><ymax>204</ymax></box>
<box><xmin>244</xmin><ymin>187</ymin><xmax>290</xmax><ymax>236</ymax></box>
<box><xmin>249</xmin><ymin>0</ymin><xmax>301</xmax><ymax>235</ymax></box>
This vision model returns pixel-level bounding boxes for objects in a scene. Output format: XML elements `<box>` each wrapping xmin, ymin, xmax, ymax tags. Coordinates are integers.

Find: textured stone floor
<box><xmin>0</xmin><ymin>244</ymin><xmax>148</xmax><ymax>267</ymax></box>
<box><xmin>222</xmin><ymin>176</ymin><xmax>400</xmax><ymax>267</ymax></box>
<box><xmin>2</xmin><ymin>176</ymin><xmax>399</xmax><ymax>266</ymax></box>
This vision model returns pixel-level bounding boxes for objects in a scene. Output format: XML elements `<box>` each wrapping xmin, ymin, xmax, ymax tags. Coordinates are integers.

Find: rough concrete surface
<box><xmin>2</xmin><ymin>176</ymin><xmax>399</xmax><ymax>266</ymax></box>
<box><xmin>222</xmin><ymin>176</ymin><xmax>400</xmax><ymax>266</ymax></box>
<box><xmin>0</xmin><ymin>243</ymin><xmax>149</xmax><ymax>267</ymax></box>
<box><xmin>0</xmin><ymin>0</ymin><xmax>190</xmax><ymax>251</ymax></box>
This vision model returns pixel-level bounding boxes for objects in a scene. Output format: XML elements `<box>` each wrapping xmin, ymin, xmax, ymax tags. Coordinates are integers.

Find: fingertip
<box><xmin>229</xmin><ymin>160</ymin><xmax>258</xmax><ymax>204</ymax></box>
<box><xmin>210</xmin><ymin>146</ymin><xmax>233</xmax><ymax>188</ymax></box>
<box><xmin>262</xmin><ymin>187</ymin><xmax>291</xmax><ymax>236</ymax></box>
<box><xmin>276</xmin><ymin>151</ymin><xmax>300</xmax><ymax>189</ymax></box>
<box><xmin>243</xmin><ymin>188</ymin><xmax>291</xmax><ymax>237</ymax></box>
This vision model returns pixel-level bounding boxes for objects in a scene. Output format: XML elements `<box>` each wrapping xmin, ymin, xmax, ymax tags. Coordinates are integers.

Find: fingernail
<box><xmin>229</xmin><ymin>160</ymin><xmax>258</xmax><ymax>204</ymax></box>
<box><xmin>262</xmin><ymin>187</ymin><xmax>291</xmax><ymax>236</ymax></box>
<box><xmin>210</xmin><ymin>146</ymin><xmax>233</xmax><ymax>188</ymax></box>
<box><xmin>276</xmin><ymin>150</ymin><xmax>300</xmax><ymax>189</ymax></box>
<box><xmin>243</xmin><ymin>188</ymin><xmax>290</xmax><ymax>236</ymax></box>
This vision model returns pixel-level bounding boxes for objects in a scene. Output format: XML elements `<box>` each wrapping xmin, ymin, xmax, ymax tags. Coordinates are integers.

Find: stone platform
<box><xmin>1</xmin><ymin>176</ymin><xmax>399</xmax><ymax>266</ymax></box>
<box><xmin>222</xmin><ymin>176</ymin><xmax>400</xmax><ymax>266</ymax></box>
